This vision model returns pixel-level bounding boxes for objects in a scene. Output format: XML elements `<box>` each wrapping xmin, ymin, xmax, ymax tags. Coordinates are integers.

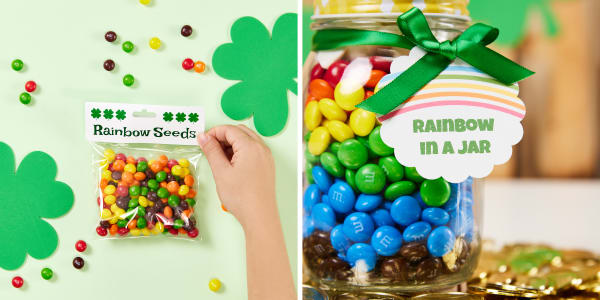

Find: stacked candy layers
<box><xmin>97</xmin><ymin>149</ymin><xmax>199</xmax><ymax>238</ymax></box>
<box><xmin>303</xmin><ymin>57</ymin><xmax>475</xmax><ymax>284</ymax></box>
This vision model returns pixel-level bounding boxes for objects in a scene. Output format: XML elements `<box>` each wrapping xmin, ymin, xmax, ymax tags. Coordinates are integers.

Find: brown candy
<box><xmin>303</xmin><ymin>231</ymin><xmax>335</xmax><ymax>259</ymax></box>
<box><xmin>416</xmin><ymin>258</ymin><xmax>443</xmax><ymax>281</ymax></box>
<box><xmin>400</xmin><ymin>242</ymin><xmax>429</xmax><ymax>264</ymax></box>
<box><xmin>73</xmin><ymin>257</ymin><xmax>84</xmax><ymax>269</ymax></box>
<box><xmin>181</xmin><ymin>25</ymin><xmax>193</xmax><ymax>37</ymax></box>
<box><xmin>105</xmin><ymin>31</ymin><xmax>117</xmax><ymax>43</ymax></box>
<box><xmin>103</xmin><ymin>59</ymin><xmax>115</xmax><ymax>71</ymax></box>
<box><xmin>380</xmin><ymin>257</ymin><xmax>408</xmax><ymax>282</ymax></box>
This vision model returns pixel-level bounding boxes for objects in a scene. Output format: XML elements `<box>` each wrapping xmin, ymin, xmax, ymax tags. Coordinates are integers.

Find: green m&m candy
<box><xmin>320</xmin><ymin>152</ymin><xmax>344</xmax><ymax>178</ymax></box>
<box><xmin>345</xmin><ymin>169</ymin><xmax>358</xmax><ymax>192</ymax></box>
<box><xmin>368</xmin><ymin>126</ymin><xmax>394</xmax><ymax>156</ymax></box>
<box><xmin>328</xmin><ymin>142</ymin><xmax>341</xmax><ymax>155</ymax></box>
<box><xmin>41</xmin><ymin>268</ymin><xmax>53</xmax><ymax>280</ymax></box>
<box><xmin>19</xmin><ymin>92</ymin><xmax>31</xmax><ymax>105</ymax></box>
<box><xmin>337</xmin><ymin>139</ymin><xmax>368</xmax><ymax>170</ymax></box>
<box><xmin>378</xmin><ymin>156</ymin><xmax>404</xmax><ymax>182</ymax></box>
<box><xmin>11</xmin><ymin>59</ymin><xmax>24</xmax><ymax>71</ymax></box>
<box><xmin>355</xmin><ymin>164</ymin><xmax>386</xmax><ymax>194</ymax></box>
<box><xmin>420</xmin><ymin>177</ymin><xmax>451</xmax><ymax>207</ymax></box>
<box><xmin>405</xmin><ymin>166</ymin><xmax>425</xmax><ymax>184</ymax></box>
<box><xmin>384</xmin><ymin>181</ymin><xmax>416</xmax><ymax>201</ymax></box>
<box><xmin>305</xmin><ymin>148</ymin><xmax>319</xmax><ymax>164</ymax></box>
<box><xmin>356</xmin><ymin>136</ymin><xmax>378</xmax><ymax>159</ymax></box>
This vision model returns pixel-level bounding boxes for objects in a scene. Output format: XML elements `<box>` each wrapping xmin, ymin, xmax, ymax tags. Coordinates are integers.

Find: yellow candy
<box><xmin>110</xmin><ymin>203</ymin><xmax>119</xmax><ymax>213</ymax></box>
<box><xmin>100</xmin><ymin>159</ymin><xmax>109</xmax><ymax>170</ymax></box>
<box><xmin>308</xmin><ymin>126</ymin><xmax>331</xmax><ymax>155</ymax></box>
<box><xmin>103</xmin><ymin>185</ymin><xmax>116</xmax><ymax>195</ymax></box>
<box><xmin>178</xmin><ymin>159</ymin><xmax>190</xmax><ymax>168</ymax></box>
<box><xmin>130</xmin><ymin>228</ymin><xmax>141</xmax><ymax>236</ymax></box>
<box><xmin>183</xmin><ymin>167</ymin><xmax>190</xmax><ymax>176</ymax></box>
<box><xmin>349</xmin><ymin>108</ymin><xmax>377</xmax><ymax>136</ymax></box>
<box><xmin>178</xmin><ymin>185</ymin><xmax>190</xmax><ymax>196</ymax></box>
<box><xmin>101</xmin><ymin>169</ymin><xmax>112</xmax><ymax>180</ymax></box>
<box><xmin>208</xmin><ymin>278</ymin><xmax>222</xmax><ymax>292</ymax></box>
<box><xmin>171</xmin><ymin>165</ymin><xmax>183</xmax><ymax>177</ymax></box>
<box><xmin>139</xmin><ymin>0</ymin><xmax>151</xmax><ymax>5</ymax></box>
<box><xmin>101</xmin><ymin>209</ymin><xmax>112</xmax><ymax>219</ymax></box>
<box><xmin>141</xmin><ymin>228</ymin><xmax>151</xmax><ymax>236</ymax></box>
<box><xmin>154</xmin><ymin>222</ymin><xmax>164</xmax><ymax>233</ymax></box>
<box><xmin>115</xmin><ymin>209</ymin><xmax>126</xmax><ymax>218</ymax></box>
<box><xmin>109</xmin><ymin>216</ymin><xmax>119</xmax><ymax>224</ymax></box>
<box><xmin>148</xmin><ymin>200</ymin><xmax>155</xmax><ymax>207</ymax></box>
<box><xmin>334</xmin><ymin>82</ymin><xmax>365</xmax><ymax>111</ymax></box>
<box><xmin>149</xmin><ymin>37</ymin><xmax>161</xmax><ymax>50</ymax></box>
<box><xmin>326</xmin><ymin>120</ymin><xmax>354</xmax><ymax>142</ymax></box>
<box><xmin>149</xmin><ymin>159</ymin><xmax>156</xmax><ymax>166</ymax></box>
<box><xmin>124</xmin><ymin>163</ymin><xmax>136</xmax><ymax>174</ymax></box>
<box><xmin>138</xmin><ymin>196</ymin><xmax>148</xmax><ymax>207</ymax></box>
<box><xmin>318</xmin><ymin>98</ymin><xmax>347</xmax><ymax>122</ymax></box>
<box><xmin>304</xmin><ymin>100</ymin><xmax>322</xmax><ymax>131</ymax></box>
<box><xmin>104</xmin><ymin>195</ymin><xmax>116</xmax><ymax>205</ymax></box>
<box><xmin>103</xmin><ymin>149</ymin><xmax>116</xmax><ymax>162</ymax></box>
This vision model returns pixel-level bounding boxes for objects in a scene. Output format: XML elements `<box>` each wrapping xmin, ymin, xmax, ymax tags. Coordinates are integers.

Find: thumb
<box><xmin>198</xmin><ymin>132</ymin><xmax>230</xmax><ymax>176</ymax></box>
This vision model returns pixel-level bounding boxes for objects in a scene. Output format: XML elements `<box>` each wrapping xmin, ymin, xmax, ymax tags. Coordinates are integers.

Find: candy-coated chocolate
<box><xmin>105</xmin><ymin>31</ymin><xmax>117</xmax><ymax>42</ymax></box>
<box><xmin>182</xmin><ymin>58</ymin><xmax>194</xmax><ymax>70</ymax></box>
<box><xmin>41</xmin><ymin>268</ymin><xmax>53</xmax><ymax>280</ymax></box>
<box><xmin>122</xmin><ymin>41</ymin><xmax>134</xmax><ymax>53</ymax></box>
<box><xmin>368</xmin><ymin>126</ymin><xmax>394</xmax><ymax>156</ymax></box>
<box><xmin>319</xmin><ymin>152</ymin><xmax>344</xmax><ymax>178</ymax></box>
<box><xmin>25</xmin><ymin>81</ymin><xmax>37</xmax><ymax>92</ymax></box>
<box><xmin>390</xmin><ymin>196</ymin><xmax>421</xmax><ymax>226</ymax></box>
<box><xmin>334</xmin><ymin>82</ymin><xmax>364</xmax><ymax>111</ymax></box>
<box><xmin>12</xmin><ymin>276</ymin><xmax>24</xmax><ymax>288</ymax></box>
<box><xmin>378</xmin><ymin>156</ymin><xmax>404</xmax><ymax>182</ymax></box>
<box><xmin>330</xmin><ymin>225</ymin><xmax>352</xmax><ymax>253</ymax></box>
<box><xmin>344</xmin><ymin>169</ymin><xmax>357</xmax><ymax>192</ymax></box>
<box><xmin>75</xmin><ymin>240</ymin><xmax>87</xmax><ymax>252</ymax></box>
<box><xmin>11</xmin><ymin>59</ymin><xmax>24</xmax><ymax>71</ymax></box>
<box><xmin>103</xmin><ymin>59</ymin><xmax>115</xmax><ymax>71</ymax></box>
<box><xmin>312</xmin><ymin>203</ymin><xmax>336</xmax><ymax>232</ymax></box>
<box><xmin>327</xmin><ymin>181</ymin><xmax>355</xmax><ymax>213</ymax></box>
<box><xmin>323</xmin><ymin>60</ymin><xmax>348</xmax><ymax>88</ymax></box>
<box><xmin>303</xmin><ymin>184</ymin><xmax>321</xmax><ymax>214</ymax></box>
<box><xmin>304</xmin><ymin>100</ymin><xmax>322</xmax><ymax>131</ymax></box>
<box><xmin>422</xmin><ymin>207</ymin><xmax>450</xmax><ymax>226</ymax></box>
<box><xmin>328</xmin><ymin>142</ymin><xmax>341</xmax><ymax>155</ymax></box>
<box><xmin>318</xmin><ymin>98</ymin><xmax>347</xmax><ymax>122</ymax></box>
<box><xmin>370</xmin><ymin>209</ymin><xmax>394</xmax><ymax>227</ymax></box>
<box><xmin>427</xmin><ymin>226</ymin><xmax>455</xmax><ymax>258</ymax></box>
<box><xmin>312</xmin><ymin>165</ymin><xmax>332</xmax><ymax>193</ymax></box>
<box><xmin>310</xmin><ymin>63</ymin><xmax>326</xmax><ymax>81</ymax></box>
<box><xmin>346</xmin><ymin>243</ymin><xmax>377</xmax><ymax>271</ymax></box>
<box><xmin>193</xmin><ymin>61</ymin><xmax>206</xmax><ymax>73</ymax></box>
<box><xmin>149</xmin><ymin>37</ymin><xmax>161</xmax><ymax>50</ymax></box>
<box><xmin>403</xmin><ymin>221</ymin><xmax>432</xmax><ymax>243</ymax></box>
<box><xmin>19</xmin><ymin>92</ymin><xmax>31</xmax><ymax>105</ymax></box>
<box><xmin>325</xmin><ymin>120</ymin><xmax>354</xmax><ymax>142</ymax></box>
<box><xmin>405</xmin><ymin>167</ymin><xmax>425</xmax><ymax>183</ymax></box>
<box><xmin>354</xmin><ymin>194</ymin><xmax>382</xmax><ymax>212</ymax></box>
<box><xmin>348</xmin><ymin>108</ymin><xmax>376</xmax><ymax>137</ymax></box>
<box><xmin>342</xmin><ymin>212</ymin><xmax>374</xmax><ymax>242</ymax></box>
<box><xmin>384</xmin><ymin>181</ymin><xmax>416</xmax><ymax>201</ymax></box>
<box><xmin>181</xmin><ymin>25</ymin><xmax>193</xmax><ymax>37</ymax></box>
<box><xmin>355</xmin><ymin>164</ymin><xmax>386</xmax><ymax>194</ymax></box>
<box><xmin>371</xmin><ymin>226</ymin><xmax>403</xmax><ymax>256</ymax></box>
<box><xmin>308</xmin><ymin>126</ymin><xmax>331</xmax><ymax>156</ymax></box>
<box><xmin>73</xmin><ymin>257</ymin><xmax>84</xmax><ymax>269</ymax></box>
<box><xmin>337</xmin><ymin>139</ymin><xmax>367</xmax><ymax>170</ymax></box>
<box><xmin>309</xmin><ymin>79</ymin><xmax>334</xmax><ymax>100</ymax></box>
<box><xmin>420</xmin><ymin>178</ymin><xmax>451</xmax><ymax>207</ymax></box>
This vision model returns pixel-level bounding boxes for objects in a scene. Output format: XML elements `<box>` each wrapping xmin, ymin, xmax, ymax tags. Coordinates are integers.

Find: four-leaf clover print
<box><xmin>116</xmin><ymin>109</ymin><xmax>126</xmax><ymax>121</ymax></box>
<box><xmin>175</xmin><ymin>112</ymin><xmax>186</xmax><ymax>123</ymax></box>
<box><xmin>212</xmin><ymin>13</ymin><xmax>298</xmax><ymax>137</ymax></box>
<box><xmin>188</xmin><ymin>113</ymin><xmax>199</xmax><ymax>123</ymax></box>
<box><xmin>0</xmin><ymin>142</ymin><xmax>74</xmax><ymax>270</ymax></box>
<box><xmin>103</xmin><ymin>109</ymin><xmax>114</xmax><ymax>120</ymax></box>
<box><xmin>91</xmin><ymin>108</ymin><xmax>101</xmax><ymax>119</ymax></box>
<box><xmin>163</xmin><ymin>112</ymin><xmax>174</xmax><ymax>122</ymax></box>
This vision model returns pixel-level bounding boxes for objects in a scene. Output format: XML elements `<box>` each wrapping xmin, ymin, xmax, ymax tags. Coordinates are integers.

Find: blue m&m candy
<box><xmin>312</xmin><ymin>203</ymin><xmax>336</xmax><ymax>232</ymax></box>
<box><xmin>427</xmin><ymin>226</ymin><xmax>455</xmax><ymax>257</ymax></box>
<box><xmin>390</xmin><ymin>196</ymin><xmax>421</xmax><ymax>226</ymax></box>
<box><xmin>303</xmin><ymin>215</ymin><xmax>315</xmax><ymax>237</ymax></box>
<box><xmin>343</xmin><ymin>212</ymin><xmax>374</xmax><ymax>242</ymax></box>
<box><xmin>330</xmin><ymin>225</ymin><xmax>352</xmax><ymax>253</ymax></box>
<box><xmin>370</xmin><ymin>209</ymin><xmax>395</xmax><ymax>227</ymax></box>
<box><xmin>303</xmin><ymin>184</ymin><xmax>321</xmax><ymax>214</ymax></box>
<box><xmin>371</xmin><ymin>226</ymin><xmax>403</xmax><ymax>256</ymax></box>
<box><xmin>328</xmin><ymin>181</ymin><xmax>356</xmax><ymax>214</ymax></box>
<box><xmin>421</xmin><ymin>208</ymin><xmax>450</xmax><ymax>226</ymax></box>
<box><xmin>412</xmin><ymin>192</ymin><xmax>427</xmax><ymax>209</ymax></box>
<box><xmin>354</xmin><ymin>194</ymin><xmax>382</xmax><ymax>212</ymax></box>
<box><xmin>321</xmin><ymin>194</ymin><xmax>330</xmax><ymax>206</ymax></box>
<box><xmin>312</xmin><ymin>166</ymin><xmax>332</xmax><ymax>193</ymax></box>
<box><xmin>402</xmin><ymin>221</ymin><xmax>432</xmax><ymax>242</ymax></box>
<box><xmin>346</xmin><ymin>243</ymin><xmax>377</xmax><ymax>271</ymax></box>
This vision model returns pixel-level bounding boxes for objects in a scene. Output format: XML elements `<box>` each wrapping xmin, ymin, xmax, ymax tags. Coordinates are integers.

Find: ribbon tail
<box><xmin>458</xmin><ymin>42</ymin><xmax>535</xmax><ymax>85</ymax></box>
<box><xmin>357</xmin><ymin>53</ymin><xmax>450</xmax><ymax>115</ymax></box>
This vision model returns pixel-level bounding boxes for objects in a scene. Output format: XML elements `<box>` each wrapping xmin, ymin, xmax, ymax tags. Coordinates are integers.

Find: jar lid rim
<box><xmin>312</xmin><ymin>12</ymin><xmax>471</xmax><ymax>22</ymax></box>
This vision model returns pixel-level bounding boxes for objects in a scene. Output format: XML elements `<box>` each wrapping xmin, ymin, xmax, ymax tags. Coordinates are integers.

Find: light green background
<box><xmin>0</xmin><ymin>0</ymin><xmax>297</xmax><ymax>298</ymax></box>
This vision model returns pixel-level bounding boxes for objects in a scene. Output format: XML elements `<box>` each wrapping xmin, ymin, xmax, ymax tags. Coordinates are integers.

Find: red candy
<box><xmin>115</xmin><ymin>153</ymin><xmax>127</xmax><ymax>162</ymax></box>
<box><xmin>168</xmin><ymin>228</ymin><xmax>178</xmax><ymax>235</ymax></box>
<box><xmin>323</xmin><ymin>60</ymin><xmax>348</xmax><ymax>88</ymax></box>
<box><xmin>75</xmin><ymin>240</ymin><xmax>87</xmax><ymax>252</ymax></box>
<box><xmin>25</xmin><ymin>81</ymin><xmax>37</xmax><ymax>93</ymax></box>
<box><xmin>187</xmin><ymin>228</ymin><xmax>199</xmax><ymax>238</ymax></box>
<box><xmin>310</xmin><ymin>64</ymin><xmax>326</xmax><ymax>81</ymax></box>
<box><xmin>369</xmin><ymin>56</ymin><xmax>392</xmax><ymax>72</ymax></box>
<box><xmin>118</xmin><ymin>228</ymin><xmax>129</xmax><ymax>236</ymax></box>
<box><xmin>12</xmin><ymin>276</ymin><xmax>23</xmax><ymax>288</ymax></box>
<box><xmin>182</xmin><ymin>58</ymin><xmax>194</xmax><ymax>70</ymax></box>
<box><xmin>96</xmin><ymin>226</ymin><xmax>108</xmax><ymax>236</ymax></box>
<box><xmin>167</xmin><ymin>159</ymin><xmax>179</xmax><ymax>169</ymax></box>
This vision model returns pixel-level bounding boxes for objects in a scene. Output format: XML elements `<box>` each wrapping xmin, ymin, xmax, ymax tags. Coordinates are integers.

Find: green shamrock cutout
<box><xmin>0</xmin><ymin>142</ymin><xmax>74</xmax><ymax>270</ymax></box>
<box><xmin>91</xmin><ymin>108</ymin><xmax>101</xmax><ymax>119</ymax></box>
<box><xmin>116</xmin><ymin>109</ymin><xmax>126</xmax><ymax>121</ymax></box>
<box><xmin>175</xmin><ymin>112</ymin><xmax>186</xmax><ymax>123</ymax></box>
<box><xmin>103</xmin><ymin>109</ymin><xmax>114</xmax><ymax>120</ymax></box>
<box><xmin>469</xmin><ymin>0</ymin><xmax>563</xmax><ymax>46</ymax></box>
<box><xmin>212</xmin><ymin>13</ymin><xmax>298</xmax><ymax>137</ymax></box>
<box><xmin>163</xmin><ymin>112</ymin><xmax>173</xmax><ymax>122</ymax></box>
<box><xmin>188</xmin><ymin>113</ymin><xmax>199</xmax><ymax>123</ymax></box>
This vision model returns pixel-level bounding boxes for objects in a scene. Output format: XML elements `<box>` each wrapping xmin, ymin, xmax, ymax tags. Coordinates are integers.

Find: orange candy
<box><xmin>365</xmin><ymin>90</ymin><xmax>374</xmax><ymax>99</ymax></box>
<box><xmin>100</xmin><ymin>178</ymin><xmax>108</xmax><ymax>189</ymax></box>
<box><xmin>150</xmin><ymin>161</ymin><xmax>162</xmax><ymax>173</ymax></box>
<box><xmin>160</xmin><ymin>181</ymin><xmax>168</xmax><ymax>189</ymax></box>
<box><xmin>134</xmin><ymin>172</ymin><xmax>146</xmax><ymax>181</ymax></box>
<box><xmin>164</xmin><ymin>206</ymin><xmax>173</xmax><ymax>218</ymax></box>
<box><xmin>126</xmin><ymin>156</ymin><xmax>136</xmax><ymax>164</ymax></box>
<box><xmin>132</xmin><ymin>180</ymin><xmax>140</xmax><ymax>187</ymax></box>
<box><xmin>158</xmin><ymin>155</ymin><xmax>168</xmax><ymax>167</ymax></box>
<box><xmin>109</xmin><ymin>224</ymin><xmax>118</xmax><ymax>235</ymax></box>
<box><xmin>365</xmin><ymin>70</ymin><xmax>387</xmax><ymax>88</ymax></box>
<box><xmin>184</xmin><ymin>175</ymin><xmax>194</xmax><ymax>187</ymax></box>
<box><xmin>122</xmin><ymin>172</ymin><xmax>134</xmax><ymax>185</ymax></box>
<box><xmin>178</xmin><ymin>228</ymin><xmax>187</xmax><ymax>235</ymax></box>
<box><xmin>182</xmin><ymin>209</ymin><xmax>191</xmax><ymax>218</ymax></box>
<box><xmin>306</xmin><ymin>94</ymin><xmax>317</xmax><ymax>106</ymax></box>
<box><xmin>127</xmin><ymin>219</ymin><xmax>137</xmax><ymax>230</ymax></box>
<box><xmin>167</xmin><ymin>181</ymin><xmax>180</xmax><ymax>194</ymax></box>
<box><xmin>309</xmin><ymin>79</ymin><xmax>334</xmax><ymax>100</ymax></box>
<box><xmin>187</xmin><ymin>189</ymin><xmax>197</xmax><ymax>199</ymax></box>
<box><xmin>112</xmin><ymin>160</ymin><xmax>125</xmax><ymax>172</ymax></box>
<box><xmin>163</xmin><ymin>167</ymin><xmax>171</xmax><ymax>174</ymax></box>
<box><xmin>221</xmin><ymin>204</ymin><xmax>228</xmax><ymax>212</ymax></box>
<box><xmin>193</xmin><ymin>61</ymin><xmax>206</xmax><ymax>73</ymax></box>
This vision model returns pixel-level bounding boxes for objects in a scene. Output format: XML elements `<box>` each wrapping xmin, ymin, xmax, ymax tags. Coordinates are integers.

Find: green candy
<box><xmin>337</xmin><ymin>139</ymin><xmax>368</xmax><ymax>170</ymax></box>
<box><xmin>378</xmin><ymin>156</ymin><xmax>404</xmax><ymax>182</ymax></box>
<box><xmin>306</xmin><ymin>163</ymin><xmax>315</xmax><ymax>184</ymax></box>
<box><xmin>355</xmin><ymin>164</ymin><xmax>386</xmax><ymax>194</ymax></box>
<box><xmin>137</xmin><ymin>217</ymin><xmax>147</xmax><ymax>229</ymax></box>
<box><xmin>122</xmin><ymin>41</ymin><xmax>134</xmax><ymax>53</ymax></box>
<box><xmin>129</xmin><ymin>186</ymin><xmax>140</xmax><ymax>196</ymax></box>
<box><xmin>420</xmin><ymin>177</ymin><xmax>451</xmax><ymax>207</ymax></box>
<box><xmin>126</xmin><ymin>208</ymin><xmax>135</xmax><ymax>220</ymax></box>
<box><xmin>123</xmin><ymin>74</ymin><xmax>135</xmax><ymax>87</ymax></box>
<box><xmin>12</xmin><ymin>59</ymin><xmax>24</xmax><ymax>71</ymax></box>
<box><xmin>304</xmin><ymin>132</ymin><xmax>311</xmax><ymax>142</ymax></box>
<box><xmin>41</xmin><ymin>268</ymin><xmax>53</xmax><ymax>280</ymax></box>
<box><xmin>147</xmin><ymin>179</ymin><xmax>158</xmax><ymax>190</ymax></box>
<box><xmin>345</xmin><ymin>169</ymin><xmax>358</xmax><ymax>192</ymax></box>
<box><xmin>405</xmin><ymin>167</ymin><xmax>425</xmax><ymax>184</ymax></box>
<box><xmin>117</xmin><ymin>219</ymin><xmax>128</xmax><ymax>228</ymax></box>
<box><xmin>173</xmin><ymin>219</ymin><xmax>185</xmax><ymax>229</ymax></box>
<box><xmin>141</xmin><ymin>187</ymin><xmax>149</xmax><ymax>196</ymax></box>
<box><xmin>137</xmin><ymin>206</ymin><xmax>146</xmax><ymax>217</ymax></box>
<box><xmin>128</xmin><ymin>198</ymin><xmax>139</xmax><ymax>208</ymax></box>
<box><xmin>328</xmin><ymin>142</ymin><xmax>341</xmax><ymax>155</ymax></box>
<box><xmin>155</xmin><ymin>171</ymin><xmax>167</xmax><ymax>182</ymax></box>
<box><xmin>384</xmin><ymin>181</ymin><xmax>416</xmax><ymax>201</ymax></box>
<box><xmin>305</xmin><ymin>148</ymin><xmax>319</xmax><ymax>164</ymax></box>
<box><xmin>320</xmin><ymin>152</ymin><xmax>344</xmax><ymax>178</ymax></box>
<box><xmin>168</xmin><ymin>195</ymin><xmax>180</xmax><ymax>207</ymax></box>
<box><xmin>137</xmin><ymin>161</ymin><xmax>148</xmax><ymax>172</ymax></box>
<box><xmin>368</xmin><ymin>126</ymin><xmax>394</xmax><ymax>156</ymax></box>
<box><xmin>356</xmin><ymin>136</ymin><xmax>378</xmax><ymax>160</ymax></box>
<box><xmin>19</xmin><ymin>92</ymin><xmax>31</xmax><ymax>105</ymax></box>
<box><xmin>186</xmin><ymin>198</ymin><xmax>196</xmax><ymax>207</ymax></box>
<box><xmin>157</xmin><ymin>187</ymin><xmax>169</xmax><ymax>199</ymax></box>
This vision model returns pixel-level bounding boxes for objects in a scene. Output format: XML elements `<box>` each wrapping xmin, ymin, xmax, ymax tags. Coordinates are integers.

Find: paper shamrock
<box><xmin>0</xmin><ymin>142</ymin><xmax>74</xmax><ymax>270</ymax></box>
<box><xmin>212</xmin><ymin>13</ymin><xmax>298</xmax><ymax>137</ymax></box>
<box><xmin>469</xmin><ymin>0</ymin><xmax>562</xmax><ymax>46</ymax></box>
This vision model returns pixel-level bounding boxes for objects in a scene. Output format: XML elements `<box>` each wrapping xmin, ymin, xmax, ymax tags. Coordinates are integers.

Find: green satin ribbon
<box><xmin>312</xmin><ymin>8</ymin><xmax>535</xmax><ymax>115</ymax></box>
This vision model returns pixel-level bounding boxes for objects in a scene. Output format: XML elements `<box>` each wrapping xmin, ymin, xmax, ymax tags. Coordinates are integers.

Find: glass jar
<box><xmin>303</xmin><ymin>0</ymin><xmax>481</xmax><ymax>293</ymax></box>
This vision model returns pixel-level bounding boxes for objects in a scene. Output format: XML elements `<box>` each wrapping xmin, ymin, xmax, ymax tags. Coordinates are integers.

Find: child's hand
<box><xmin>198</xmin><ymin>125</ymin><xmax>276</xmax><ymax>228</ymax></box>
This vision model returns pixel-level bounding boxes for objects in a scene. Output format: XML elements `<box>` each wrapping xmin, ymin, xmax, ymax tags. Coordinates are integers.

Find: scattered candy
<box><xmin>25</xmin><ymin>80</ymin><xmax>37</xmax><ymax>92</ymax></box>
<box><xmin>72</xmin><ymin>257</ymin><xmax>84</xmax><ymax>269</ymax></box>
<box><xmin>208</xmin><ymin>278</ymin><xmax>222</xmax><ymax>292</ymax></box>
<box><xmin>19</xmin><ymin>92</ymin><xmax>31</xmax><ymax>105</ymax></box>
<box><xmin>105</xmin><ymin>31</ymin><xmax>117</xmax><ymax>43</ymax></box>
<box><xmin>123</xmin><ymin>74</ymin><xmax>135</xmax><ymax>87</ymax></box>
<box><xmin>11</xmin><ymin>59</ymin><xmax>24</xmax><ymax>71</ymax></box>
<box><xmin>181</xmin><ymin>25</ymin><xmax>193</xmax><ymax>37</ymax></box>
<box><xmin>122</xmin><ymin>41</ymin><xmax>134</xmax><ymax>53</ymax></box>
<box><xmin>75</xmin><ymin>240</ymin><xmax>87</xmax><ymax>252</ymax></box>
<box><xmin>149</xmin><ymin>37</ymin><xmax>161</xmax><ymax>50</ymax></box>
<box><xmin>41</xmin><ymin>267</ymin><xmax>53</xmax><ymax>280</ymax></box>
<box><xmin>139</xmin><ymin>0</ymin><xmax>151</xmax><ymax>5</ymax></box>
<box><xmin>11</xmin><ymin>276</ymin><xmax>23</xmax><ymax>288</ymax></box>
<box><xmin>103</xmin><ymin>59</ymin><xmax>115</xmax><ymax>71</ymax></box>
<box><xmin>193</xmin><ymin>61</ymin><xmax>206</xmax><ymax>73</ymax></box>
<box><xmin>182</xmin><ymin>58</ymin><xmax>194</xmax><ymax>70</ymax></box>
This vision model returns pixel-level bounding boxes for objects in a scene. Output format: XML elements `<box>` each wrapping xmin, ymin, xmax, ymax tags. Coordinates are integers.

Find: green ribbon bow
<box><xmin>312</xmin><ymin>8</ymin><xmax>534</xmax><ymax>115</ymax></box>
